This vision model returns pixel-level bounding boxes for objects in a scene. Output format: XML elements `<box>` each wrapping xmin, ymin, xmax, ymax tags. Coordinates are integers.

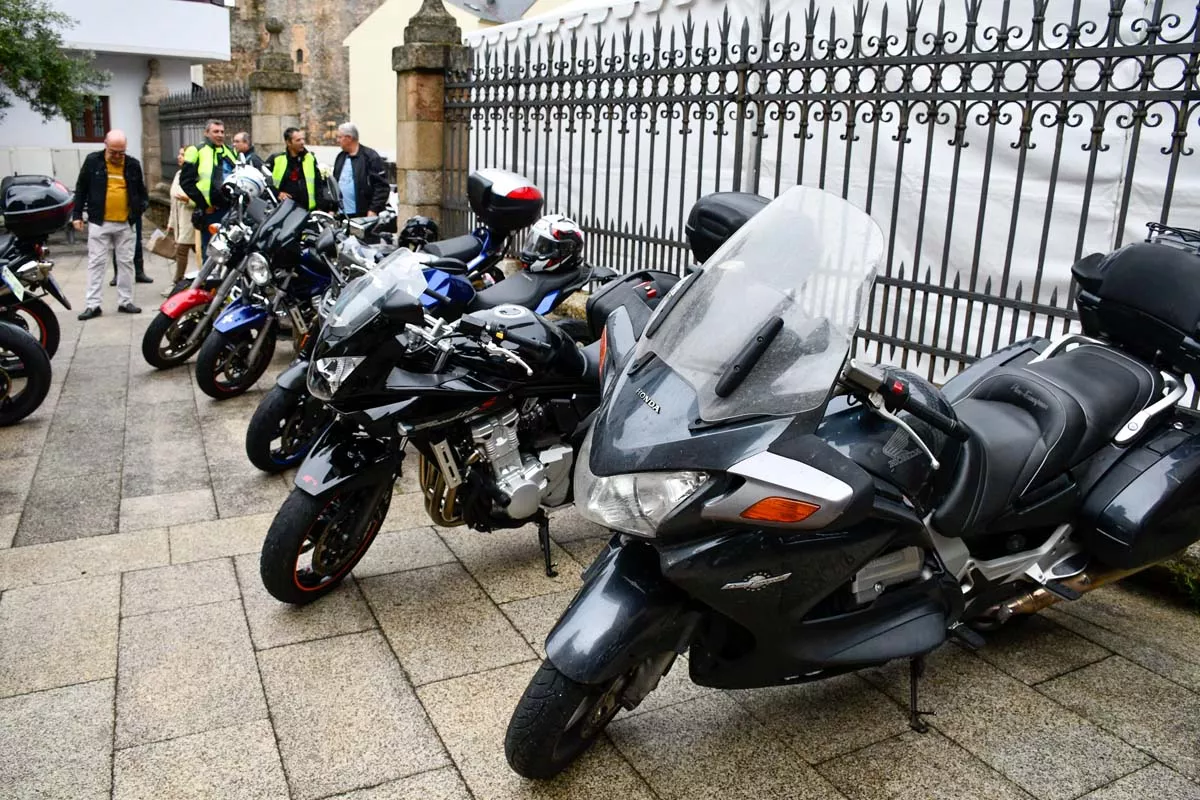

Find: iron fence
<box><xmin>445</xmin><ymin>0</ymin><xmax>1200</xmax><ymax>383</ymax></box>
<box><xmin>159</xmin><ymin>83</ymin><xmax>251</xmax><ymax>182</ymax></box>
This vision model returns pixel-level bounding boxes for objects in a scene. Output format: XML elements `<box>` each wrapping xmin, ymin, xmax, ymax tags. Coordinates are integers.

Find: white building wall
<box><xmin>54</xmin><ymin>0</ymin><xmax>231</xmax><ymax>61</ymax></box>
<box><xmin>0</xmin><ymin>55</ymin><xmax>193</xmax><ymax>181</ymax></box>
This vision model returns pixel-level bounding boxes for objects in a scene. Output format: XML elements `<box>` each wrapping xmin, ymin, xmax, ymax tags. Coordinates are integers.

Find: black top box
<box><xmin>467</xmin><ymin>169</ymin><xmax>544</xmax><ymax>235</ymax></box>
<box><xmin>685</xmin><ymin>192</ymin><xmax>771</xmax><ymax>264</ymax></box>
<box><xmin>1</xmin><ymin>175</ymin><xmax>74</xmax><ymax>239</ymax></box>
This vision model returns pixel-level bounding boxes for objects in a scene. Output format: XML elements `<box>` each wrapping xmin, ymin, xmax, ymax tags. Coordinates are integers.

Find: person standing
<box><xmin>232</xmin><ymin>131</ymin><xmax>264</xmax><ymax>171</ymax></box>
<box><xmin>164</xmin><ymin>146</ymin><xmax>196</xmax><ymax>296</ymax></box>
<box><xmin>332</xmin><ymin>122</ymin><xmax>389</xmax><ymax>218</ymax></box>
<box><xmin>267</xmin><ymin>127</ymin><xmax>327</xmax><ymax>211</ymax></box>
<box><xmin>179</xmin><ymin>118</ymin><xmax>236</xmax><ymax>258</ymax></box>
<box><xmin>72</xmin><ymin>130</ymin><xmax>147</xmax><ymax>319</ymax></box>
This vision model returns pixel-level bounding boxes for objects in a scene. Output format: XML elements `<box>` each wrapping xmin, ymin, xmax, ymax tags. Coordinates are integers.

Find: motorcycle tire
<box><xmin>245</xmin><ymin>385</ymin><xmax>329</xmax><ymax>473</ymax></box>
<box><xmin>2</xmin><ymin>297</ymin><xmax>60</xmax><ymax>359</ymax></box>
<box><xmin>0</xmin><ymin>321</ymin><xmax>52</xmax><ymax>427</ymax></box>
<box><xmin>260</xmin><ymin>483</ymin><xmax>392</xmax><ymax>605</ymax></box>
<box><xmin>195</xmin><ymin>327</ymin><xmax>276</xmax><ymax>400</ymax></box>
<box><xmin>505</xmin><ymin>659</ymin><xmax>627</xmax><ymax>779</ymax></box>
<box><xmin>141</xmin><ymin>308</ymin><xmax>209</xmax><ymax>370</ymax></box>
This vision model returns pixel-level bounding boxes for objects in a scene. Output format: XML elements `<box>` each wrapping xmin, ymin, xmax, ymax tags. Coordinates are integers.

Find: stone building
<box><xmin>204</xmin><ymin>0</ymin><xmax>389</xmax><ymax>146</ymax></box>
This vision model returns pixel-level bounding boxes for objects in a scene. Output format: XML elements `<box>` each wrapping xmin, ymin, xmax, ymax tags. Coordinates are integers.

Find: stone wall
<box><xmin>204</xmin><ymin>0</ymin><xmax>388</xmax><ymax>147</ymax></box>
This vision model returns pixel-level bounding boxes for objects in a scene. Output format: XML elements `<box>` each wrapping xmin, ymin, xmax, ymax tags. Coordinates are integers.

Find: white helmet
<box><xmin>519</xmin><ymin>214</ymin><xmax>585</xmax><ymax>273</ymax></box>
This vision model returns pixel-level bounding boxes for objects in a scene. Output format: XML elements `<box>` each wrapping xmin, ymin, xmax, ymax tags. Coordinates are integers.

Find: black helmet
<box><xmin>400</xmin><ymin>215</ymin><xmax>439</xmax><ymax>249</ymax></box>
<box><xmin>519</xmin><ymin>214</ymin><xmax>584</xmax><ymax>273</ymax></box>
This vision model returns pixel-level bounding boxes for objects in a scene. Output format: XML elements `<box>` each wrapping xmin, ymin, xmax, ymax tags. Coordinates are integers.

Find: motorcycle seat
<box><xmin>470</xmin><ymin>269</ymin><xmax>582</xmax><ymax>311</ymax></box>
<box><xmin>933</xmin><ymin>343</ymin><xmax>1161</xmax><ymax>537</ymax></box>
<box><xmin>423</xmin><ymin>234</ymin><xmax>483</xmax><ymax>264</ymax></box>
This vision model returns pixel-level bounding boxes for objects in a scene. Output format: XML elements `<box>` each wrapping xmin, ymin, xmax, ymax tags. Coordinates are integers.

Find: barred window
<box><xmin>70</xmin><ymin>96</ymin><xmax>110</xmax><ymax>144</ymax></box>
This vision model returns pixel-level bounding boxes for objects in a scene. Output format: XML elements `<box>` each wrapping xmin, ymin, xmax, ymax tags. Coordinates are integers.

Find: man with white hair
<box><xmin>333</xmin><ymin>122</ymin><xmax>389</xmax><ymax>217</ymax></box>
<box><xmin>71</xmin><ymin>129</ymin><xmax>148</xmax><ymax>319</ymax></box>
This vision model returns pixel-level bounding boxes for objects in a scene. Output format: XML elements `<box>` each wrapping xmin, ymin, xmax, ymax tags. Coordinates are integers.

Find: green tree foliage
<box><xmin>0</xmin><ymin>0</ymin><xmax>108</xmax><ymax>121</ymax></box>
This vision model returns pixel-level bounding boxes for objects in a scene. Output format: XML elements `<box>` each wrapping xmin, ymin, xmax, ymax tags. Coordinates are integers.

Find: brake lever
<box><xmin>865</xmin><ymin>391</ymin><xmax>940</xmax><ymax>471</ymax></box>
<box><xmin>481</xmin><ymin>339</ymin><xmax>533</xmax><ymax>376</ymax></box>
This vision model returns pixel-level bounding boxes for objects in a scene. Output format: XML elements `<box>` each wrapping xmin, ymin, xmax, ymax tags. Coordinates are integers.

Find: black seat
<box><xmin>469</xmin><ymin>269</ymin><xmax>582</xmax><ymax>311</ymax></box>
<box><xmin>423</xmin><ymin>234</ymin><xmax>483</xmax><ymax>264</ymax></box>
<box><xmin>933</xmin><ymin>344</ymin><xmax>1160</xmax><ymax>537</ymax></box>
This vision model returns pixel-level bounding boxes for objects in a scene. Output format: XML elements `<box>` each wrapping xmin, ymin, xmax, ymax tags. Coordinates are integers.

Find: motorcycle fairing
<box><xmin>213</xmin><ymin>296</ymin><xmax>269</xmax><ymax>334</ymax></box>
<box><xmin>161</xmin><ymin>288</ymin><xmax>214</xmax><ymax>319</ymax></box>
<box><xmin>293</xmin><ymin>416</ymin><xmax>403</xmax><ymax>497</ymax></box>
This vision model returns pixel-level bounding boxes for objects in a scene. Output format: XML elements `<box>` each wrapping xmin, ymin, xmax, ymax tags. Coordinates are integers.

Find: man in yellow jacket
<box><xmin>179</xmin><ymin>118</ymin><xmax>236</xmax><ymax>258</ymax></box>
<box><xmin>267</xmin><ymin>127</ymin><xmax>330</xmax><ymax>212</ymax></box>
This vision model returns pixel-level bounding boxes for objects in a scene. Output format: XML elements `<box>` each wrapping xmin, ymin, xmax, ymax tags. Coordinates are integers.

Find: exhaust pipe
<box><xmin>993</xmin><ymin>564</ymin><xmax>1152</xmax><ymax>621</ymax></box>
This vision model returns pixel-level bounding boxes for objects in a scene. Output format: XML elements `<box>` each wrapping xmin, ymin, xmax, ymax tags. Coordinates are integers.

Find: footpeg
<box><xmin>1043</xmin><ymin>580</ymin><xmax>1082</xmax><ymax>601</ymax></box>
<box><xmin>949</xmin><ymin>623</ymin><xmax>985</xmax><ymax>651</ymax></box>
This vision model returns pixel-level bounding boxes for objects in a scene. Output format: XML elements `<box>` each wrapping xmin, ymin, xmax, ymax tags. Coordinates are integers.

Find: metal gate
<box><xmin>159</xmin><ymin>83</ymin><xmax>251</xmax><ymax>182</ymax></box>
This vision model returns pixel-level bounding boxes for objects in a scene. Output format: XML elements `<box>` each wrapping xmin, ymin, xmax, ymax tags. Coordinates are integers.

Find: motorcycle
<box><xmin>256</xmin><ymin>249</ymin><xmax>676</xmax><ymax>604</ymax></box>
<box><xmin>0</xmin><ymin>320</ymin><xmax>52</xmax><ymax>426</ymax></box>
<box><xmin>242</xmin><ymin>169</ymin><xmax>582</xmax><ymax>473</ymax></box>
<box><xmin>503</xmin><ymin>186</ymin><xmax>1200</xmax><ymax>779</ymax></box>
<box><xmin>0</xmin><ymin>175</ymin><xmax>75</xmax><ymax>357</ymax></box>
<box><xmin>140</xmin><ymin>164</ymin><xmax>276</xmax><ymax>370</ymax></box>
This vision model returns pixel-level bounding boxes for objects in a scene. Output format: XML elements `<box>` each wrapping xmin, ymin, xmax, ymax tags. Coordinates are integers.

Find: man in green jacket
<box><xmin>179</xmin><ymin>118</ymin><xmax>236</xmax><ymax>257</ymax></box>
<box><xmin>267</xmin><ymin>127</ymin><xmax>329</xmax><ymax>211</ymax></box>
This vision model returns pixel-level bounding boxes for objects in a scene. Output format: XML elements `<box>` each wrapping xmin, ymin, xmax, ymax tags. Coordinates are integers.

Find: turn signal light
<box><xmin>208</xmin><ymin>223</ymin><xmax>221</xmax><ymax>234</ymax></box>
<box><xmin>597</xmin><ymin>325</ymin><xmax>608</xmax><ymax>382</ymax></box>
<box><xmin>740</xmin><ymin>497</ymin><xmax>820</xmax><ymax>523</ymax></box>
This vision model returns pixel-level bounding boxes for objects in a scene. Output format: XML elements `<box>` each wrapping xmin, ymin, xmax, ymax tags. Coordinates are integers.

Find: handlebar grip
<box><xmin>904</xmin><ymin>397</ymin><xmax>970</xmax><ymax>442</ymax></box>
<box><xmin>495</xmin><ymin>327</ymin><xmax>553</xmax><ymax>356</ymax></box>
<box><xmin>422</xmin><ymin>287</ymin><xmax>452</xmax><ymax>305</ymax></box>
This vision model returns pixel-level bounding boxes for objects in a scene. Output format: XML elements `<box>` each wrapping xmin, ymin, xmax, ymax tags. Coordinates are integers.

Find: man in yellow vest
<box><xmin>179</xmin><ymin>118</ymin><xmax>236</xmax><ymax>258</ymax></box>
<box><xmin>267</xmin><ymin>127</ymin><xmax>329</xmax><ymax>212</ymax></box>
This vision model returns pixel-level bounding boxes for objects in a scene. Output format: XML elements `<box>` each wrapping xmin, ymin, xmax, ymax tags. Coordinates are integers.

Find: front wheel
<box><xmin>141</xmin><ymin>307</ymin><xmax>209</xmax><ymax>369</ymax></box>
<box><xmin>0</xmin><ymin>321</ymin><xmax>52</xmax><ymax>427</ymax></box>
<box><xmin>195</xmin><ymin>326</ymin><xmax>276</xmax><ymax>399</ymax></box>
<box><xmin>245</xmin><ymin>385</ymin><xmax>331</xmax><ymax>473</ymax></box>
<box><xmin>505</xmin><ymin>660</ymin><xmax>628</xmax><ymax>779</ymax></box>
<box><xmin>2</xmin><ymin>297</ymin><xmax>60</xmax><ymax>359</ymax></box>
<box><xmin>260</xmin><ymin>482</ymin><xmax>392</xmax><ymax>604</ymax></box>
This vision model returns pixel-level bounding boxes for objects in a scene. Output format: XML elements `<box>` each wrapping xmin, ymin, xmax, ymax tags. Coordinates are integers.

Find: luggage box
<box><xmin>1</xmin><ymin>175</ymin><xmax>74</xmax><ymax>238</ymax></box>
<box><xmin>467</xmin><ymin>169</ymin><xmax>544</xmax><ymax>235</ymax></box>
<box><xmin>684</xmin><ymin>192</ymin><xmax>770</xmax><ymax>264</ymax></box>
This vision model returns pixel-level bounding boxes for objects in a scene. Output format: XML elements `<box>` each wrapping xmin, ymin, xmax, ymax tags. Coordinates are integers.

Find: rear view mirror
<box><xmin>380</xmin><ymin>290</ymin><xmax>425</xmax><ymax>325</ymax></box>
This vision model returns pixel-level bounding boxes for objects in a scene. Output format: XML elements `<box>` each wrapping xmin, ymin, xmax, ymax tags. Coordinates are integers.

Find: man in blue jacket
<box><xmin>333</xmin><ymin>123</ymin><xmax>389</xmax><ymax>217</ymax></box>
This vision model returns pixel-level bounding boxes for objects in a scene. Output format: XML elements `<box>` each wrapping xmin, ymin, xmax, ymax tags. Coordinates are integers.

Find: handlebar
<box><xmin>842</xmin><ymin>361</ymin><xmax>969</xmax><ymax>442</ymax></box>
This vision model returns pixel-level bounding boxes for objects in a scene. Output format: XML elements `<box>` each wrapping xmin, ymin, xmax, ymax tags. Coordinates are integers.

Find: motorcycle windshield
<box><xmin>638</xmin><ymin>186</ymin><xmax>884</xmax><ymax>423</ymax></box>
<box><xmin>322</xmin><ymin>248</ymin><xmax>428</xmax><ymax>344</ymax></box>
<box><xmin>248</xmin><ymin>198</ymin><xmax>308</xmax><ymax>253</ymax></box>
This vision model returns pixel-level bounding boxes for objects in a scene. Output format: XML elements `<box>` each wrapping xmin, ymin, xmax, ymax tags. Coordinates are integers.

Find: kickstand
<box><xmin>908</xmin><ymin>655</ymin><xmax>934</xmax><ymax>733</ymax></box>
<box><xmin>536</xmin><ymin>511</ymin><xmax>557</xmax><ymax>578</ymax></box>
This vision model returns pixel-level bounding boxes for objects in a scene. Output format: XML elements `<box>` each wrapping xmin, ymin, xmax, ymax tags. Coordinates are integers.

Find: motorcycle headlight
<box><xmin>246</xmin><ymin>252</ymin><xmax>271</xmax><ymax>286</ymax></box>
<box><xmin>574</xmin><ymin>430</ymin><xmax>707</xmax><ymax>537</ymax></box>
<box><xmin>308</xmin><ymin>355</ymin><xmax>364</xmax><ymax>402</ymax></box>
<box><xmin>208</xmin><ymin>234</ymin><xmax>230</xmax><ymax>260</ymax></box>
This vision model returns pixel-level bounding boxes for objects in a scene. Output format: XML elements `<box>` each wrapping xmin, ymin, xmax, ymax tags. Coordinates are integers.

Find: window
<box><xmin>71</xmin><ymin>96</ymin><xmax>110</xmax><ymax>144</ymax></box>
<box><xmin>296</xmin><ymin>49</ymin><xmax>304</xmax><ymax>64</ymax></box>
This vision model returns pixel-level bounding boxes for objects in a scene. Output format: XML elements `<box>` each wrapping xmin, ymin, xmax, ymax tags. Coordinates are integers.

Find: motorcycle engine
<box><xmin>469</xmin><ymin>409</ymin><xmax>574</xmax><ymax>519</ymax></box>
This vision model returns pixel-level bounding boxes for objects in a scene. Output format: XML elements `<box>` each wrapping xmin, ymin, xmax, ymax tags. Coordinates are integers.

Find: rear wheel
<box><xmin>260</xmin><ymin>482</ymin><xmax>392</xmax><ymax>604</ymax></box>
<box><xmin>141</xmin><ymin>307</ymin><xmax>209</xmax><ymax>369</ymax></box>
<box><xmin>0</xmin><ymin>321</ymin><xmax>51</xmax><ymax>427</ymax></box>
<box><xmin>195</xmin><ymin>326</ymin><xmax>276</xmax><ymax>399</ymax></box>
<box><xmin>245</xmin><ymin>385</ymin><xmax>330</xmax><ymax>473</ymax></box>
<box><xmin>2</xmin><ymin>297</ymin><xmax>60</xmax><ymax>359</ymax></box>
<box><xmin>505</xmin><ymin>661</ymin><xmax>628</xmax><ymax>779</ymax></box>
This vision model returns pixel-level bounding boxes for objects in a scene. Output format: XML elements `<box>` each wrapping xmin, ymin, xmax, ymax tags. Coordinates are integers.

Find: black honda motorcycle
<box><xmin>504</xmin><ymin>186</ymin><xmax>1200</xmax><ymax>779</ymax></box>
<box><xmin>257</xmin><ymin>250</ymin><xmax>677</xmax><ymax>604</ymax></box>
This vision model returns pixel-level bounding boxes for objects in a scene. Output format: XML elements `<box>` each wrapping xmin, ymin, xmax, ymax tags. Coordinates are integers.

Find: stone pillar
<box><xmin>249</xmin><ymin>17</ymin><xmax>302</xmax><ymax>160</ymax></box>
<box><xmin>140</xmin><ymin>58</ymin><xmax>171</xmax><ymax>229</ymax></box>
<box><xmin>392</xmin><ymin>0</ymin><xmax>470</xmax><ymax>221</ymax></box>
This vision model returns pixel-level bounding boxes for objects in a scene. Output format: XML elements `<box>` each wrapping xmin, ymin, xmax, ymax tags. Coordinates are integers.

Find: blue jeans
<box><xmin>197</xmin><ymin>208</ymin><xmax>227</xmax><ymax>260</ymax></box>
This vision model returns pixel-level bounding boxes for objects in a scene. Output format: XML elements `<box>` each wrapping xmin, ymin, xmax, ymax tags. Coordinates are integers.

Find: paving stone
<box><xmin>547</xmin><ymin>505</ymin><xmax>608</xmax><ymax>543</ymax></box>
<box><xmin>817</xmin><ymin>728</ymin><xmax>1033</xmax><ymax>800</ymax></box>
<box><xmin>417</xmin><ymin>661</ymin><xmax>656</xmax><ymax>800</ymax></box>
<box><xmin>126</xmin><ymin>369</ymin><xmax>195</xmax><ymax>405</ymax></box>
<box><xmin>380</xmin><ymin>490</ymin><xmax>430</xmax><ymax>530</ymax></box>
<box><xmin>0</xmin><ymin>679</ymin><xmax>115</xmax><ymax>800</ymax></box>
<box><xmin>120</xmin><ymin>439</ymin><xmax>211</xmax><ymax>498</ymax></box>
<box><xmin>974</xmin><ymin>615</ymin><xmax>1111</xmax><ymax>685</ymax></box>
<box><xmin>1048</xmin><ymin>583</ymin><xmax>1200</xmax><ymax>692</ymax></box>
<box><xmin>113</xmin><ymin>719</ymin><xmax>288</xmax><ymax>800</ymax></box>
<box><xmin>437</xmin><ymin>525</ymin><xmax>584</xmax><ymax>604</ymax></box>
<box><xmin>235</xmin><ymin>554</ymin><xmax>376</xmax><ymax>649</ymax></box>
<box><xmin>259</xmin><ymin>631</ymin><xmax>449</xmax><ymax>800</ymax></box>
<box><xmin>609</xmin><ymin>692</ymin><xmax>844</xmax><ymax>800</ymax></box>
<box><xmin>352</xmin><ymin>525</ymin><xmax>457</xmax><ymax>578</ymax></box>
<box><xmin>77</xmin><ymin>320</ymin><xmax>133</xmax><ymax>349</ymax></box>
<box><xmin>0</xmin><ymin>415</ymin><xmax>50</xmax><ymax>459</ymax></box>
<box><xmin>1039</xmin><ymin>656</ymin><xmax>1200</xmax><ymax>782</ymax></box>
<box><xmin>1079</xmin><ymin>763</ymin><xmax>1200</xmax><ymax>800</ymax></box>
<box><xmin>0</xmin><ymin>454</ymin><xmax>37</xmax><ymax>508</ymax></box>
<box><xmin>119</xmin><ymin>488</ymin><xmax>216</xmax><ymax>532</ymax></box>
<box><xmin>210</xmin><ymin>470</ymin><xmax>290</xmax><ymax>518</ymax></box>
<box><xmin>116</xmin><ymin>599</ymin><xmax>267</xmax><ymax>748</ymax></box>
<box><xmin>324</xmin><ymin>767</ymin><xmax>472</xmax><ymax>800</ymax></box>
<box><xmin>559</xmin><ymin>535</ymin><xmax>612</xmax><ymax>567</ymax></box>
<box><xmin>122</xmin><ymin>400</ymin><xmax>201</xmax><ymax>446</ymax></box>
<box><xmin>863</xmin><ymin>645</ymin><xmax>1149</xmax><ymax>800</ymax></box>
<box><xmin>0</xmin><ymin>574</ymin><xmax>120</xmax><ymax>697</ymax></box>
<box><xmin>121</xmin><ymin>558</ymin><xmax>239</xmax><ymax>617</ymax></box>
<box><xmin>499</xmin><ymin>588</ymin><xmax>578</xmax><ymax>658</ymax></box>
<box><xmin>360</xmin><ymin>562</ymin><xmax>536</xmax><ymax>685</ymax></box>
<box><xmin>731</xmin><ymin>674</ymin><xmax>911</xmax><ymax>765</ymax></box>
<box><xmin>52</xmin><ymin>385</ymin><xmax>127</xmax><ymax>426</ymax></box>
<box><xmin>0</xmin><ymin>511</ymin><xmax>19</xmax><ymax>548</ymax></box>
<box><xmin>35</xmin><ymin>426</ymin><xmax>125</xmax><ymax>480</ymax></box>
<box><xmin>15</xmin><ymin>469</ymin><xmax>122</xmax><ymax>544</ymax></box>
<box><xmin>169</xmin><ymin>512</ymin><xmax>274</xmax><ymax>563</ymax></box>
<box><xmin>0</xmin><ymin>528</ymin><xmax>168</xmax><ymax>589</ymax></box>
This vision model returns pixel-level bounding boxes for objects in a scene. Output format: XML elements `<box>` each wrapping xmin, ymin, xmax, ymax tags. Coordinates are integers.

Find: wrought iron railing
<box><xmin>445</xmin><ymin>0</ymin><xmax>1200</xmax><ymax>382</ymax></box>
<box><xmin>159</xmin><ymin>83</ymin><xmax>251</xmax><ymax>182</ymax></box>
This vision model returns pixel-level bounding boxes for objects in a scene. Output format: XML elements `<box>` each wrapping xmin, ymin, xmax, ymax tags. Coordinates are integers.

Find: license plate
<box><xmin>1</xmin><ymin>266</ymin><xmax>25</xmax><ymax>301</ymax></box>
